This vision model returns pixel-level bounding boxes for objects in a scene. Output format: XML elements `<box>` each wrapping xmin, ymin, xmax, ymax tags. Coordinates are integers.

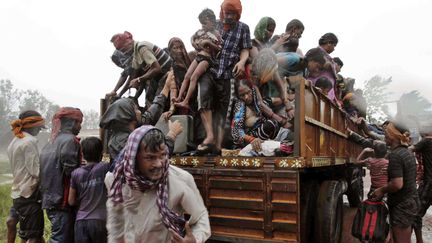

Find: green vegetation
<box><xmin>0</xmin><ymin>160</ymin><xmax>11</xmax><ymax>175</ymax></box>
<box><xmin>0</xmin><ymin>184</ymin><xmax>51</xmax><ymax>243</ymax></box>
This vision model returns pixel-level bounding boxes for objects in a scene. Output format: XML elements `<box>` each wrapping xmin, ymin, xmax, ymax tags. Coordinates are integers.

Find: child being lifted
<box><xmin>173</xmin><ymin>8</ymin><xmax>221</xmax><ymax>110</ymax></box>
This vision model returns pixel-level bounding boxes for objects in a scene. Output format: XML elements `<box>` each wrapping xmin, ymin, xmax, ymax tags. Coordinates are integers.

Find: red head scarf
<box><xmin>51</xmin><ymin>107</ymin><xmax>83</xmax><ymax>142</ymax></box>
<box><xmin>111</xmin><ymin>31</ymin><xmax>133</xmax><ymax>51</ymax></box>
<box><xmin>10</xmin><ymin>116</ymin><xmax>45</xmax><ymax>138</ymax></box>
<box><xmin>220</xmin><ymin>0</ymin><xmax>242</xmax><ymax>30</ymax></box>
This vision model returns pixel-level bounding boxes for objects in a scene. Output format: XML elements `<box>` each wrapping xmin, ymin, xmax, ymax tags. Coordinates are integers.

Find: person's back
<box><xmin>8</xmin><ymin>133</ymin><xmax>40</xmax><ymax>199</ymax></box>
<box><xmin>414</xmin><ymin>135</ymin><xmax>432</xmax><ymax>183</ymax></box>
<box><xmin>356</xmin><ymin>141</ymin><xmax>388</xmax><ymax>192</ymax></box>
<box><xmin>72</xmin><ymin>163</ymin><xmax>109</xmax><ymax>221</ymax></box>
<box><xmin>39</xmin><ymin>107</ymin><xmax>83</xmax><ymax>243</ymax></box>
<box><xmin>69</xmin><ymin>136</ymin><xmax>108</xmax><ymax>243</ymax></box>
<box><xmin>368</xmin><ymin>157</ymin><xmax>388</xmax><ymax>190</ymax></box>
<box><xmin>7</xmin><ymin>110</ymin><xmax>46</xmax><ymax>242</ymax></box>
<box><xmin>412</xmin><ymin>133</ymin><xmax>432</xmax><ymax>242</ymax></box>
<box><xmin>387</xmin><ymin>146</ymin><xmax>417</xmax><ymax>206</ymax></box>
<box><xmin>40</xmin><ymin>131</ymin><xmax>80</xmax><ymax>208</ymax></box>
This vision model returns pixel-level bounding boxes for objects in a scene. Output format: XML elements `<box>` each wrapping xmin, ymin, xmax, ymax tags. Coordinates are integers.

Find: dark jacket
<box><xmin>40</xmin><ymin>130</ymin><xmax>81</xmax><ymax>209</ymax></box>
<box><xmin>100</xmin><ymin>95</ymin><xmax>167</xmax><ymax>161</ymax></box>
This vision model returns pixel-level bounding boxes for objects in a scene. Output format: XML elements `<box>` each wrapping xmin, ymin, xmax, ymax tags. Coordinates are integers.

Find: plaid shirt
<box><xmin>213</xmin><ymin>21</ymin><xmax>252</xmax><ymax>80</ymax></box>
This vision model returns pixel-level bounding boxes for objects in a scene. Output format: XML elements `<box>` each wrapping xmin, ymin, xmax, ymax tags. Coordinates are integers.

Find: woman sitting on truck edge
<box><xmin>231</xmin><ymin>79</ymin><xmax>292</xmax><ymax>152</ymax></box>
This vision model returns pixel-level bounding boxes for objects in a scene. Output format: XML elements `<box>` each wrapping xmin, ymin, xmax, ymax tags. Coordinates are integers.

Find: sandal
<box><xmin>196</xmin><ymin>143</ymin><xmax>217</xmax><ymax>156</ymax></box>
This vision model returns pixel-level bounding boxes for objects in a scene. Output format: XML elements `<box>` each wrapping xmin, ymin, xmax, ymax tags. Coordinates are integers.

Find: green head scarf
<box><xmin>254</xmin><ymin>17</ymin><xmax>276</xmax><ymax>42</ymax></box>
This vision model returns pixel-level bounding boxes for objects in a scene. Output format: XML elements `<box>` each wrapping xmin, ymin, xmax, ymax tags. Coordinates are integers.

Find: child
<box><xmin>314</xmin><ymin>76</ymin><xmax>333</xmax><ymax>97</ymax></box>
<box><xmin>173</xmin><ymin>8</ymin><xmax>221</xmax><ymax>110</ymax></box>
<box><xmin>68</xmin><ymin>137</ymin><xmax>109</xmax><ymax>243</ymax></box>
<box><xmin>355</xmin><ymin>140</ymin><xmax>388</xmax><ymax>196</ymax></box>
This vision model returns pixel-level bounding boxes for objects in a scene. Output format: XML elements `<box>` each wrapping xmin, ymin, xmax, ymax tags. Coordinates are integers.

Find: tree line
<box><xmin>0</xmin><ymin>79</ymin><xmax>99</xmax><ymax>138</ymax></box>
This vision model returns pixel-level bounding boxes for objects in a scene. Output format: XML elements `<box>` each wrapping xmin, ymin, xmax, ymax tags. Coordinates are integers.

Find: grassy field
<box><xmin>0</xmin><ymin>184</ymin><xmax>51</xmax><ymax>243</ymax></box>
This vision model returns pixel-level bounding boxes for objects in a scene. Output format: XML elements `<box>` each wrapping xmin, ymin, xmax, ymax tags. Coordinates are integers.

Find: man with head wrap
<box><xmin>110</xmin><ymin>31</ymin><xmax>172</xmax><ymax>108</ymax></box>
<box><xmin>370</xmin><ymin>121</ymin><xmax>419</xmax><ymax>243</ymax></box>
<box><xmin>195</xmin><ymin>0</ymin><xmax>252</xmax><ymax>153</ymax></box>
<box><xmin>105</xmin><ymin>126</ymin><xmax>210</xmax><ymax>242</ymax></box>
<box><xmin>7</xmin><ymin>110</ymin><xmax>46</xmax><ymax>242</ymax></box>
<box><xmin>40</xmin><ymin>107</ymin><xmax>83</xmax><ymax>243</ymax></box>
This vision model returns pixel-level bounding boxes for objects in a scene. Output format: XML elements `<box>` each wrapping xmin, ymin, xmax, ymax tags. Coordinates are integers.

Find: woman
<box><xmin>250</xmin><ymin>17</ymin><xmax>276</xmax><ymax>58</ymax></box>
<box><xmin>251</xmin><ymin>48</ymin><xmax>294</xmax><ymax>119</ymax></box>
<box><xmin>232</xmin><ymin>79</ymin><xmax>290</xmax><ymax>152</ymax></box>
<box><xmin>162</xmin><ymin>37</ymin><xmax>192</xmax><ymax>119</ymax></box>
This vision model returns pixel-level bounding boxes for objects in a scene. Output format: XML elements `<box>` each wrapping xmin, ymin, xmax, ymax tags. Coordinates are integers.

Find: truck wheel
<box><xmin>315</xmin><ymin>180</ymin><xmax>346</xmax><ymax>243</ymax></box>
<box><xmin>300</xmin><ymin>180</ymin><xmax>319</xmax><ymax>243</ymax></box>
<box><xmin>346</xmin><ymin>167</ymin><xmax>364</xmax><ymax>207</ymax></box>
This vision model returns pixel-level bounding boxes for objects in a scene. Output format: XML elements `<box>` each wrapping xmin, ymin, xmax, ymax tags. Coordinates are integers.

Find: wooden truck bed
<box><xmin>168</xmin><ymin>79</ymin><xmax>364</xmax><ymax>242</ymax></box>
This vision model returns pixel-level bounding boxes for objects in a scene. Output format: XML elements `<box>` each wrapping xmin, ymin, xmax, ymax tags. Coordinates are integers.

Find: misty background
<box><xmin>1</xmin><ymin>0</ymin><xmax>432</xmax><ymax>154</ymax></box>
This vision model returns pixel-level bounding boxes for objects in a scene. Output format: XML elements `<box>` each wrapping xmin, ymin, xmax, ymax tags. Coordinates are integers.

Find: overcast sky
<box><xmin>1</xmin><ymin>0</ymin><xmax>431</xmax><ymax>112</ymax></box>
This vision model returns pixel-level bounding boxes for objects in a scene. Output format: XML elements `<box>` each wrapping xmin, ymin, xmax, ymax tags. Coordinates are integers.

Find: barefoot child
<box><xmin>174</xmin><ymin>8</ymin><xmax>221</xmax><ymax>110</ymax></box>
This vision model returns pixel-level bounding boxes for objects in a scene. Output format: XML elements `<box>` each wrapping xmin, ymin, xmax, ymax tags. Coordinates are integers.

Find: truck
<box><xmin>100</xmin><ymin>78</ymin><xmax>365</xmax><ymax>243</ymax></box>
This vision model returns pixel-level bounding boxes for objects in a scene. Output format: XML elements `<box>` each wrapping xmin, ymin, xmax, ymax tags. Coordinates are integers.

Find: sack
<box><xmin>351</xmin><ymin>200</ymin><xmax>389</xmax><ymax>242</ymax></box>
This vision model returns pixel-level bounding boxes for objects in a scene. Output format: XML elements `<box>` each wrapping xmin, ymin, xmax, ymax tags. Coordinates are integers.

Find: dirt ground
<box><xmin>341</xmin><ymin>171</ymin><xmax>432</xmax><ymax>242</ymax></box>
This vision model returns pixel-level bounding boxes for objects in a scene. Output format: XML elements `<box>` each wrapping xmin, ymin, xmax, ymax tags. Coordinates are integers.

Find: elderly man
<box><xmin>106</xmin><ymin>126</ymin><xmax>210</xmax><ymax>242</ymax></box>
<box><xmin>40</xmin><ymin>107</ymin><xmax>83</xmax><ymax>243</ymax></box>
<box><xmin>110</xmin><ymin>31</ymin><xmax>172</xmax><ymax>108</ymax></box>
<box><xmin>8</xmin><ymin>110</ymin><xmax>46</xmax><ymax>243</ymax></box>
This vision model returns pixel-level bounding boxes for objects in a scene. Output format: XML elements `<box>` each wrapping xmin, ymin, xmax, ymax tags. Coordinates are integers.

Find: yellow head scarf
<box><xmin>386</xmin><ymin>122</ymin><xmax>410</xmax><ymax>147</ymax></box>
<box><xmin>10</xmin><ymin>116</ymin><xmax>45</xmax><ymax>138</ymax></box>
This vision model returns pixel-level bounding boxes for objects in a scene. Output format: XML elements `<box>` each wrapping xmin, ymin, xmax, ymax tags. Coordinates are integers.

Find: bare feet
<box><xmin>174</xmin><ymin>101</ymin><xmax>190</xmax><ymax>110</ymax></box>
<box><xmin>171</xmin><ymin>96</ymin><xmax>182</xmax><ymax>103</ymax></box>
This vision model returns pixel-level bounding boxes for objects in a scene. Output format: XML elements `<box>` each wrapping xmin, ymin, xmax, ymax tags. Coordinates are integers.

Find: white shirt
<box><xmin>105</xmin><ymin>165</ymin><xmax>211</xmax><ymax>243</ymax></box>
<box><xmin>7</xmin><ymin>131</ymin><xmax>40</xmax><ymax>199</ymax></box>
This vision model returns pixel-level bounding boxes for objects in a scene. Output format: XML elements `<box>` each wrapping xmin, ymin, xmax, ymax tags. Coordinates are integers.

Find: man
<box><xmin>100</xmin><ymin>70</ymin><xmax>175</xmax><ymax>161</ymax></box>
<box><xmin>412</xmin><ymin>127</ymin><xmax>432</xmax><ymax>243</ymax></box>
<box><xmin>68</xmin><ymin>137</ymin><xmax>109</xmax><ymax>243</ymax></box>
<box><xmin>111</xmin><ymin>31</ymin><xmax>172</xmax><ymax>108</ymax></box>
<box><xmin>6</xmin><ymin>207</ymin><xmax>18</xmax><ymax>243</ymax></box>
<box><xmin>8</xmin><ymin>110</ymin><xmax>46</xmax><ymax>243</ymax></box>
<box><xmin>106</xmin><ymin>126</ymin><xmax>210</xmax><ymax>242</ymax></box>
<box><xmin>196</xmin><ymin>0</ymin><xmax>252</xmax><ymax>153</ymax></box>
<box><xmin>371</xmin><ymin>122</ymin><xmax>419</xmax><ymax>243</ymax></box>
<box><xmin>106</xmin><ymin>49</ymin><xmax>133</xmax><ymax>100</ymax></box>
<box><xmin>40</xmin><ymin>107</ymin><xmax>83</xmax><ymax>243</ymax></box>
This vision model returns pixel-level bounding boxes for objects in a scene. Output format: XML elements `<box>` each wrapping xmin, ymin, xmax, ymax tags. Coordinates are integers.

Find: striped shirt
<box><xmin>212</xmin><ymin>21</ymin><xmax>252</xmax><ymax>80</ymax></box>
<box><xmin>387</xmin><ymin>146</ymin><xmax>418</xmax><ymax>206</ymax></box>
<box><xmin>132</xmin><ymin>41</ymin><xmax>172</xmax><ymax>72</ymax></box>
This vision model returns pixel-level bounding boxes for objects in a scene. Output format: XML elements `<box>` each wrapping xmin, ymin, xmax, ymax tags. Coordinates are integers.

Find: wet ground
<box><xmin>342</xmin><ymin>171</ymin><xmax>432</xmax><ymax>242</ymax></box>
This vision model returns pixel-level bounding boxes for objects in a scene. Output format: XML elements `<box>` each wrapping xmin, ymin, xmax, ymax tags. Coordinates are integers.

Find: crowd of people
<box><xmin>5</xmin><ymin>0</ymin><xmax>432</xmax><ymax>242</ymax></box>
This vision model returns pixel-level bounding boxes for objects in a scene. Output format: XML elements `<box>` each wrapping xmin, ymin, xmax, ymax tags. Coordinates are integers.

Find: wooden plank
<box><xmin>209</xmin><ymin>178</ymin><xmax>263</xmax><ymax>190</ymax></box>
<box><xmin>273</xmin><ymin>222</ymin><xmax>298</xmax><ymax>233</ymax></box>
<box><xmin>211</xmin><ymin>226</ymin><xmax>264</xmax><ymax>239</ymax></box>
<box><xmin>210</xmin><ymin>207</ymin><xmax>264</xmax><ymax>220</ymax></box>
<box><xmin>210</xmin><ymin>198</ymin><xmax>264</xmax><ymax>210</ymax></box>
<box><xmin>210</xmin><ymin>189</ymin><xmax>263</xmax><ymax>200</ymax></box>
<box><xmin>305</xmin><ymin>116</ymin><xmax>347</xmax><ymax>138</ymax></box>
<box><xmin>271</xmin><ymin>202</ymin><xmax>298</xmax><ymax>213</ymax></box>
<box><xmin>211</xmin><ymin>217</ymin><xmax>264</xmax><ymax>229</ymax></box>
<box><xmin>271</xmin><ymin>182</ymin><xmax>297</xmax><ymax>192</ymax></box>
